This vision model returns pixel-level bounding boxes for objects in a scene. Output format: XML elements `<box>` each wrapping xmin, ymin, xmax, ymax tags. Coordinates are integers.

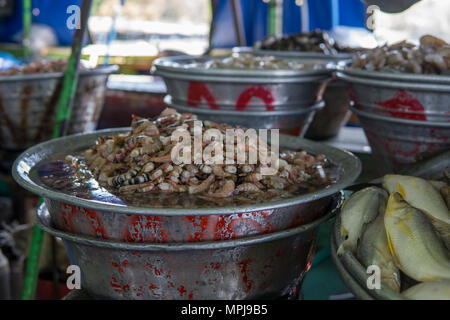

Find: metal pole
<box><xmin>21</xmin><ymin>0</ymin><xmax>93</xmax><ymax>300</ymax></box>
<box><xmin>22</xmin><ymin>0</ymin><xmax>32</xmax><ymax>58</ymax></box>
<box><xmin>231</xmin><ymin>0</ymin><xmax>246</xmax><ymax>46</ymax></box>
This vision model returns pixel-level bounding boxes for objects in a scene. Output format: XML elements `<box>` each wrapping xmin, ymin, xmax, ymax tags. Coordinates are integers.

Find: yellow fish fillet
<box><xmin>383</xmin><ymin>175</ymin><xmax>450</xmax><ymax>249</ymax></box>
<box><xmin>402</xmin><ymin>280</ymin><xmax>450</xmax><ymax>300</ymax></box>
<box><xmin>357</xmin><ymin>212</ymin><xmax>401</xmax><ymax>292</ymax></box>
<box><xmin>338</xmin><ymin>187</ymin><xmax>388</xmax><ymax>255</ymax></box>
<box><xmin>384</xmin><ymin>192</ymin><xmax>450</xmax><ymax>282</ymax></box>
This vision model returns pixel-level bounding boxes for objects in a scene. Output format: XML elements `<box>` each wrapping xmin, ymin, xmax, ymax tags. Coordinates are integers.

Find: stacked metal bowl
<box><xmin>249</xmin><ymin>49</ymin><xmax>354</xmax><ymax>140</ymax></box>
<box><xmin>153</xmin><ymin>55</ymin><xmax>332</xmax><ymax>137</ymax></box>
<box><xmin>0</xmin><ymin>65</ymin><xmax>118</xmax><ymax>151</ymax></box>
<box><xmin>337</xmin><ymin>67</ymin><xmax>450</xmax><ymax>174</ymax></box>
<box><xmin>13</xmin><ymin>129</ymin><xmax>361</xmax><ymax>299</ymax></box>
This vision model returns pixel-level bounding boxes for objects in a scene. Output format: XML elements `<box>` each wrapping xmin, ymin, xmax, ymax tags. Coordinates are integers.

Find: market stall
<box><xmin>0</xmin><ymin>0</ymin><xmax>448</xmax><ymax>302</ymax></box>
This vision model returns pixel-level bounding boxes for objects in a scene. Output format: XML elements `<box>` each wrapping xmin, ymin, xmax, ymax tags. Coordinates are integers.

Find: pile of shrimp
<box><xmin>202</xmin><ymin>53</ymin><xmax>307</xmax><ymax>70</ymax></box>
<box><xmin>351</xmin><ymin>35</ymin><xmax>450</xmax><ymax>75</ymax></box>
<box><xmin>66</xmin><ymin>108</ymin><xmax>332</xmax><ymax>203</ymax></box>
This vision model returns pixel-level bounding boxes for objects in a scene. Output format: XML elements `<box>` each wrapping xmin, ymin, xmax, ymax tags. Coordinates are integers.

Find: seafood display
<box><xmin>0</xmin><ymin>58</ymin><xmax>84</xmax><ymax>76</ymax></box>
<box><xmin>351</xmin><ymin>35</ymin><xmax>450</xmax><ymax>74</ymax></box>
<box><xmin>337</xmin><ymin>174</ymin><xmax>450</xmax><ymax>299</ymax></box>
<box><xmin>257</xmin><ymin>30</ymin><xmax>353</xmax><ymax>54</ymax></box>
<box><xmin>42</xmin><ymin>108</ymin><xmax>337</xmax><ymax>208</ymax></box>
<box><xmin>201</xmin><ymin>53</ymin><xmax>311</xmax><ymax>70</ymax></box>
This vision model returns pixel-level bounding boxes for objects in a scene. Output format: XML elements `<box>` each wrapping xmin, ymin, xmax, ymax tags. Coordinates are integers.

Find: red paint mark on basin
<box><xmin>187</xmin><ymin>82</ymin><xmax>220</xmax><ymax>109</ymax></box>
<box><xmin>375</xmin><ymin>91</ymin><xmax>427</xmax><ymax>120</ymax></box>
<box><xmin>60</xmin><ymin>204</ymin><xmax>107</xmax><ymax>239</ymax></box>
<box><xmin>235</xmin><ymin>86</ymin><xmax>275</xmax><ymax>111</ymax></box>
<box><xmin>123</xmin><ymin>215</ymin><xmax>169</xmax><ymax>243</ymax></box>
<box><xmin>238</xmin><ymin>259</ymin><xmax>253</xmax><ymax>293</ymax></box>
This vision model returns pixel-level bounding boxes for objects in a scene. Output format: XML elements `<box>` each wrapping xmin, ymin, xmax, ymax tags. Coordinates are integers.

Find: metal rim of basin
<box><xmin>152</xmin><ymin>55</ymin><xmax>333</xmax><ymax>83</ymax></box>
<box><xmin>337</xmin><ymin>72</ymin><xmax>450</xmax><ymax>93</ymax></box>
<box><xmin>36</xmin><ymin>191</ymin><xmax>343</xmax><ymax>251</ymax></box>
<box><xmin>350</xmin><ymin>106</ymin><xmax>450</xmax><ymax>127</ymax></box>
<box><xmin>164</xmin><ymin>94</ymin><xmax>326</xmax><ymax>115</ymax></box>
<box><xmin>339</xmin><ymin>65</ymin><xmax>450</xmax><ymax>86</ymax></box>
<box><xmin>0</xmin><ymin>64</ymin><xmax>119</xmax><ymax>82</ymax></box>
<box><xmin>251</xmin><ymin>49</ymin><xmax>353</xmax><ymax>62</ymax></box>
<box><xmin>353</xmin><ymin>102</ymin><xmax>450</xmax><ymax>117</ymax></box>
<box><xmin>331</xmin><ymin>213</ymin><xmax>407</xmax><ymax>300</ymax></box>
<box><xmin>12</xmin><ymin>129</ymin><xmax>361</xmax><ymax>216</ymax></box>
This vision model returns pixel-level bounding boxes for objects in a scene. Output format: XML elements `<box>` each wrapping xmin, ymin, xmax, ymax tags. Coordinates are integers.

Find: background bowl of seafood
<box><xmin>0</xmin><ymin>59</ymin><xmax>118</xmax><ymax>151</ymax></box>
<box><xmin>331</xmin><ymin>173</ymin><xmax>450</xmax><ymax>300</ymax></box>
<box><xmin>12</xmin><ymin>108</ymin><xmax>361</xmax><ymax>243</ymax></box>
<box><xmin>152</xmin><ymin>54</ymin><xmax>332</xmax><ymax>110</ymax></box>
<box><xmin>337</xmin><ymin>35</ymin><xmax>450</xmax><ymax>172</ymax></box>
<box><xmin>253</xmin><ymin>29</ymin><xmax>355</xmax><ymax>60</ymax></box>
<box><xmin>338</xmin><ymin>35</ymin><xmax>450</xmax><ymax>119</ymax></box>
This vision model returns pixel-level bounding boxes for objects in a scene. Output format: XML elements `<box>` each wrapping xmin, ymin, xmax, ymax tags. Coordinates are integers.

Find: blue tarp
<box><xmin>0</xmin><ymin>0</ymin><xmax>366</xmax><ymax>48</ymax></box>
<box><xmin>0</xmin><ymin>0</ymin><xmax>81</xmax><ymax>46</ymax></box>
<box><xmin>211</xmin><ymin>0</ymin><xmax>366</xmax><ymax>48</ymax></box>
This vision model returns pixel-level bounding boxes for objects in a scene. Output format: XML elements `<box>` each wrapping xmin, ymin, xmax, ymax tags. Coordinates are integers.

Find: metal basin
<box><xmin>238</xmin><ymin>49</ymin><xmax>353</xmax><ymax>139</ymax></box>
<box><xmin>164</xmin><ymin>95</ymin><xmax>325</xmax><ymax>137</ymax></box>
<box><xmin>0</xmin><ymin>65</ymin><xmax>118</xmax><ymax>150</ymax></box>
<box><xmin>153</xmin><ymin>55</ymin><xmax>332</xmax><ymax>110</ymax></box>
<box><xmin>338</xmin><ymin>67</ymin><xmax>450</xmax><ymax>121</ymax></box>
<box><xmin>351</xmin><ymin>106</ymin><xmax>450</xmax><ymax>174</ymax></box>
<box><xmin>36</xmin><ymin>194</ymin><xmax>342</xmax><ymax>300</ymax></box>
<box><xmin>12</xmin><ymin>129</ymin><xmax>360</xmax><ymax>243</ymax></box>
<box><xmin>330</xmin><ymin>161</ymin><xmax>448</xmax><ymax>300</ymax></box>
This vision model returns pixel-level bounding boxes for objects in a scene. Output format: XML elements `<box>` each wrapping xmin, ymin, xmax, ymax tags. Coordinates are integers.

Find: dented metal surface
<box><xmin>45</xmin><ymin>195</ymin><xmax>331</xmax><ymax>243</ymax></box>
<box><xmin>37</xmin><ymin>193</ymin><xmax>342</xmax><ymax>299</ymax></box>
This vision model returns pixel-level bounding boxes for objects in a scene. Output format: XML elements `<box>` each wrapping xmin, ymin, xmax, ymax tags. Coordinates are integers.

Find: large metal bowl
<box><xmin>0</xmin><ymin>65</ymin><xmax>118</xmax><ymax>150</ymax></box>
<box><xmin>164</xmin><ymin>95</ymin><xmax>325</xmax><ymax>137</ymax></box>
<box><xmin>235</xmin><ymin>49</ymin><xmax>354</xmax><ymax>139</ymax></box>
<box><xmin>153</xmin><ymin>55</ymin><xmax>332</xmax><ymax>110</ymax></box>
<box><xmin>36</xmin><ymin>195</ymin><xmax>342</xmax><ymax>300</ymax></box>
<box><xmin>12</xmin><ymin>129</ymin><xmax>360</xmax><ymax>243</ymax></box>
<box><xmin>351</xmin><ymin>106</ymin><xmax>450</xmax><ymax>174</ymax></box>
<box><xmin>337</xmin><ymin>67</ymin><xmax>450</xmax><ymax>121</ymax></box>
